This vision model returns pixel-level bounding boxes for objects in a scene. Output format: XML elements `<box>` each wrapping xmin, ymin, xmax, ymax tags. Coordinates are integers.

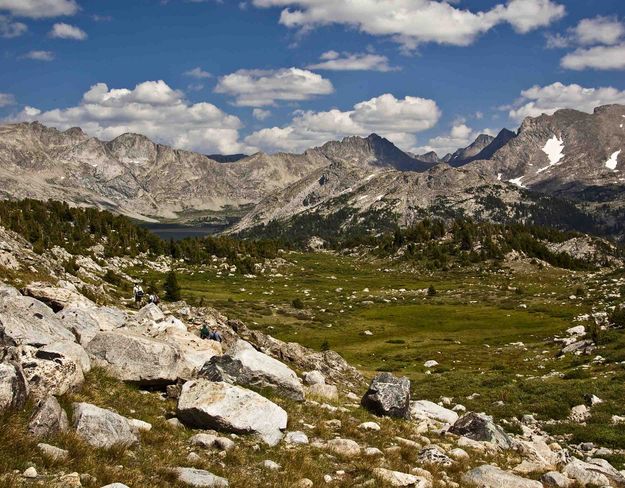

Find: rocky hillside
<box><xmin>0</xmin><ymin>124</ymin><xmax>429</xmax><ymax>223</ymax></box>
<box><xmin>2</xmin><ymin>220</ymin><xmax>625</xmax><ymax>486</ymax></box>
<box><xmin>233</xmin><ymin>106</ymin><xmax>624</xmax><ymax>241</ymax></box>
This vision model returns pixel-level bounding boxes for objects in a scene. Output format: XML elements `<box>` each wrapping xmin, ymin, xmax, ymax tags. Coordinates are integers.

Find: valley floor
<box><xmin>131</xmin><ymin>252</ymin><xmax>625</xmax><ymax>463</ymax></box>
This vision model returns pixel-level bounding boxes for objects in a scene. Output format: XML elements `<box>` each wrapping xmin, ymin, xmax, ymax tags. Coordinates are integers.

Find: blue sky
<box><xmin>1</xmin><ymin>0</ymin><xmax>624</xmax><ymax>156</ymax></box>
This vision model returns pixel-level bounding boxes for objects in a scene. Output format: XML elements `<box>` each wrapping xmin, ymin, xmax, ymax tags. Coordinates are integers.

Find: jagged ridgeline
<box><xmin>0</xmin><ymin>199</ymin><xmax>282</xmax><ymax>272</ymax></box>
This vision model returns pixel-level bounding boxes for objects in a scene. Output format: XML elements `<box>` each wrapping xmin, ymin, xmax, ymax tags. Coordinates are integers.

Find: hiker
<box><xmin>200</xmin><ymin>324</ymin><xmax>210</xmax><ymax>340</ymax></box>
<box><xmin>148</xmin><ymin>292</ymin><xmax>160</xmax><ymax>305</ymax></box>
<box><xmin>209</xmin><ymin>330</ymin><xmax>223</xmax><ymax>343</ymax></box>
<box><xmin>133</xmin><ymin>283</ymin><xmax>144</xmax><ymax>307</ymax></box>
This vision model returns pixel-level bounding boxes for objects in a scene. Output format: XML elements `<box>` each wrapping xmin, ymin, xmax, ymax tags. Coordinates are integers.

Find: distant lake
<box><xmin>140</xmin><ymin>223</ymin><xmax>223</xmax><ymax>240</ymax></box>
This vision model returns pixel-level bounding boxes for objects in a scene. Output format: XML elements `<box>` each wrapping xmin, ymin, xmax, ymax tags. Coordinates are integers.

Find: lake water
<box><xmin>140</xmin><ymin>223</ymin><xmax>223</xmax><ymax>241</ymax></box>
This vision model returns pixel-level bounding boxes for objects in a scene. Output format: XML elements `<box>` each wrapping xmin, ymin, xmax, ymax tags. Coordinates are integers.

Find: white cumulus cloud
<box><xmin>573</xmin><ymin>16</ymin><xmax>624</xmax><ymax>46</ymax></box>
<box><xmin>0</xmin><ymin>0</ymin><xmax>79</xmax><ymax>18</ymax></box>
<box><xmin>509</xmin><ymin>82</ymin><xmax>625</xmax><ymax>121</ymax></box>
<box><xmin>215</xmin><ymin>67</ymin><xmax>334</xmax><ymax>107</ymax></box>
<box><xmin>306</xmin><ymin>51</ymin><xmax>398</xmax><ymax>72</ymax></box>
<box><xmin>0</xmin><ymin>92</ymin><xmax>16</xmax><ymax>107</ymax></box>
<box><xmin>9</xmin><ymin>80</ymin><xmax>246</xmax><ymax>154</ymax></box>
<box><xmin>0</xmin><ymin>14</ymin><xmax>26</xmax><ymax>37</ymax></box>
<box><xmin>184</xmin><ymin>67</ymin><xmax>212</xmax><ymax>79</ymax></box>
<box><xmin>49</xmin><ymin>22</ymin><xmax>87</xmax><ymax>40</ymax></box>
<box><xmin>252</xmin><ymin>0</ymin><xmax>564</xmax><ymax>49</ymax></box>
<box><xmin>252</xmin><ymin>108</ymin><xmax>271</xmax><ymax>120</ymax></box>
<box><xmin>244</xmin><ymin>93</ymin><xmax>441</xmax><ymax>153</ymax></box>
<box><xmin>22</xmin><ymin>50</ymin><xmax>55</xmax><ymax>61</ymax></box>
<box><xmin>561</xmin><ymin>44</ymin><xmax>625</xmax><ymax>71</ymax></box>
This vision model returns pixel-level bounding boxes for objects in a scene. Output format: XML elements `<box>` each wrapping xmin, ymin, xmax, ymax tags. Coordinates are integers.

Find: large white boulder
<box><xmin>86</xmin><ymin>330</ymin><xmax>184</xmax><ymax>386</ymax></box>
<box><xmin>133</xmin><ymin>303</ymin><xmax>165</xmax><ymax>324</ymax></box>
<box><xmin>73</xmin><ymin>402</ymin><xmax>138</xmax><ymax>448</ymax></box>
<box><xmin>23</xmin><ymin>282</ymin><xmax>93</xmax><ymax>311</ymax></box>
<box><xmin>462</xmin><ymin>465</ymin><xmax>543</xmax><ymax>488</ymax></box>
<box><xmin>39</xmin><ymin>341</ymin><xmax>91</xmax><ymax>373</ymax></box>
<box><xmin>176</xmin><ymin>379</ymin><xmax>288</xmax><ymax>446</ymax></box>
<box><xmin>19</xmin><ymin>346</ymin><xmax>83</xmax><ymax>399</ymax></box>
<box><xmin>0</xmin><ymin>294</ymin><xmax>75</xmax><ymax>346</ymax></box>
<box><xmin>57</xmin><ymin>304</ymin><xmax>126</xmax><ymax>345</ymax></box>
<box><xmin>410</xmin><ymin>400</ymin><xmax>459</xmax><ymax>424</ymax></box>
<box><xmin>563</xmin><ymin>458</ymin><xmax>625</xmax><ymax>487</ymax></box>
<box><xmin>200</xmin><ymin>340</ymin><xmax>303</xmax><ymax>401</ymax></box>
<box><xmin>154</xmin><ymin>328</ymin><xmax>222</xmax><ymax>375</ymax></box>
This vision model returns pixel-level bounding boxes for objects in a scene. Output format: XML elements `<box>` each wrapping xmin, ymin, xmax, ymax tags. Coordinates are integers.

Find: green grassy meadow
<box><xmin>129</xmin><ymin>252</ymin><xmax>625</xmax><ymax>456</ymax></box>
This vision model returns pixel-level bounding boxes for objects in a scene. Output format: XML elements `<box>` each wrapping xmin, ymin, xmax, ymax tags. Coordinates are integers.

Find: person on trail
<box><xmin>200</xmin><ymin>324</ymin><xmax>210</xmax><ymax>340</ymax></box>
<box><xmin>209</xmin><ymin>330</ymin><xmax>223</xmax><ymax>343</ymax></box>
<box><xmin>133</xmin><ymin>283</ymin><xmax>144</xmax><ymax>307</ymax></box>
<box><xmin>148</xmin><ymin>292</ymin><xmax>160</xmax><ymax>305</ymax></box>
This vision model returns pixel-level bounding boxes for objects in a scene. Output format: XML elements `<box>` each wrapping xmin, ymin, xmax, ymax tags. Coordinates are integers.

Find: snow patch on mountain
<box><xmin>605</xmin><ymin>150</ymin><xmax>621</xmax><ymax>171</ymax></box>
<box><xmin>536</xmin><ymin>136</ymin><xmax>564</xmax><ymax>174</ymax></box>
<box><xmin>509</xmin><ymin>176</ymin><xmax>526</xmax><ymax>188</ymax></box>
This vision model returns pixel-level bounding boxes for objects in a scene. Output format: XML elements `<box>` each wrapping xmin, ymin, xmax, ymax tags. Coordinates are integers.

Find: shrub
<box><xmin>163</xmin><ymin>271</ymin><xmax>181</xmax><ymax>302</ymax></box>
<box><xmin>320</xmin><ymin>340</ymin><xmax>330</xmax><ymax>351</ymax></box>
<box><xmin>427</xmin><ymin>285</ymin><xmax>437</xmax><ymax>296</ymax></box>
<box><xmin>610</xmin><ymin>308</ymin><xmax>625</xmax><ymax>328</ymax></box>
<box><xmin>292</xmin><ymin>298</ymin><xmax>304</xmax><ymax>309</ymax></box>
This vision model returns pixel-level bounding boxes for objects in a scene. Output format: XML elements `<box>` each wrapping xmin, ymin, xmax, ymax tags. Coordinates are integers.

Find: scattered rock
<box><xmin>358</xmin><ymin>421</ymin><xmax>381</xmax><ymax>431</ymax></box>
<box><xmin>569</xmin><ymin>405</ymin><xmax>590</xmax><ymax>423</ymax></box>
<box><xmin>449</xmin><ymin>412</ymin><xmax>512</xmax><ymax>449</ymax></box>
<box><xmin>462</xmin><ymin>465</ymin><xmax>543</xmax><ymax>488</ymax></box>
<box><xmin>418</xmin><ymin>445</ymin><xmax>454</xmax><ymax>466</ymax></box>
<box><xmin>174</xmin><ymin>467</ymin><xmax>229</xmax><ymax>487</ymax></box>
<box><xmin>285</xmin><ymin>431</ymin><xmax>309</xmax><ymax>444</ymax></box>
<box><xmin>262</xmin><ymin>460</ymin><xmax>281</xmax><ymax>471</ymax></box>
<box><xmin>37</xmin><ymin>442</ymin><xmax>69</xmax><ymax>461</ymax></box>
<box><xmin>541</xmin><ymin>471</ymin><xmax>574</xmax><ymax>487</ymax></box>
<box><xmin>28</xmin><ymin>395</ymin><xmax>69</xmax><ymax>437</ymax></box>
<box><xmin>176</xmin><ymin>379</ymin><xmax>287</xmax><ymax>446</ymax></box>
<box><xmin>19</xmin><ymin>345</ymin><xmax>84</xmax><ymax>399</ymax></box>
<box><xmin>326</xmin><ymin>438</ymin><xmax>361</xmax><ymax>458</ymax></box>
<box><xmin>302</xmin><ymin>370</ymin><xmax>325</xmax><ymax>385</ymax></box>
<box><xmin>410</xmin><ymin>400</ymin><xmax>458</xmax><ymax>424</ymax></box>
<box><xmin>73</xmin><ymin>402</ymin><xmax>139</xmax><ymax>448</ymax></box>
<box><xmin>373</xmin><ymin>468</ymin><xmax>431</xmax><ymax>487</ymax></box>
<box><xmin>361</xmin><ymin>372</ymin><xmax>411</xmax><ymax>419</ymax></box>
<box><xmin>306</xmin><ymin>383</ymin><xmax>338</xmax><ymax>401</ymax></box>
<box><xmin>23</xmin><ymin>282</ymin><xmax>92</xmax><ymax>311</ymax></box>
<box><xmin>23</xmin><ymin>467</ymin><xmax>37</xmax><ymax>478</ymax></box>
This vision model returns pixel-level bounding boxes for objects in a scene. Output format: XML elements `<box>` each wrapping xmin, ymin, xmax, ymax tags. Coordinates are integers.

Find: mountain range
<box><xmin>0</xmin><ymin>104</ymin><xmax>623</xmax><ymax>241</ymax></box>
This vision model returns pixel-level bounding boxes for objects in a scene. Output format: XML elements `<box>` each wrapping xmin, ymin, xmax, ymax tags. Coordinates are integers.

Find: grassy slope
<box><xmin>132</xmin><ymin>252</ymin><xmax>625</xmax><ymax>454</ymax></box>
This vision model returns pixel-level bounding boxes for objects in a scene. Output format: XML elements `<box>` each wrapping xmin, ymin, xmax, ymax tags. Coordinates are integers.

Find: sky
<box><xmin>0</xmin><ymin>0</ymin><xmax>624</xmax><ymax>157</ymax></box>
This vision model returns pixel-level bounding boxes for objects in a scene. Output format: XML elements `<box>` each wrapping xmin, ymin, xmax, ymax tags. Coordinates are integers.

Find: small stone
<box><xmin>326</xmin><ymin>438</ymin><xmax>360</xmax><ymax>458</ymax></box>
<box><xmin>285</xmin><ymin>431</ymin><xmax>309</xmax><ymax>445</ymax></box>
<box><xmin>166</xmin><ymin>417</ymin><xmax>185</xmax><ymax>429</ymax></box>
<box><xmin>215</xmin><ymin>437</ymin><xmax>235</xmax><ymax>451</ymax></box>
<box><xmin>358</xmin><ymin>421</ymin><xmax>381</xmax><ymax>431</ymax></box>
<box><xmin>303</xmin><ymin>371</ymin><xmax>325</xmax><ymax>385</ymax></box>
<box><xmin>187</xmin><ymin>452</ymin><xmax>202</xmax><ymax>463</ymax></box>
<box><xmin>540</xmin><ymin>471</ymin><xmax>573</xmax><ymax>487</ymax></box>
<box><xmin>293</xmin><ymin>479</ymin><xmax>313</xmax><ymax>488</ymax></box>
<box><xmin>364</xmin><ymin>447</ymin><xmax>383</xmax><ymax>456</ymax></box>
<box><xmin>423</xmin><ymin>360</ymin><xmax>439</xmax><ymax>368</ymax></box>
<box><xmin>262</xmin><ymin>460</ymin><xmax>281</xmax><ymax>471</ymax></box>
<box><xmin>37</xmin><ymin>443</ymin><xmax>69</xmax><ymax>461</ymax></box>
<box><xmin>449</xmin><ymin>447</ymin><xmax>469</xmax><ymax>461</ymax></box>
<box><xmin>23</xmin><ymin>467</ymin><xmax>37</xmax><ymax>478</ymax></box>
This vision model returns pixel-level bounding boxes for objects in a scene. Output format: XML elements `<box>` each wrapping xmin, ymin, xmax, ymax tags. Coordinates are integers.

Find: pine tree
<box><xmin>163</xmin><ymin>271</ymin><xmax>181</xmax><ymax>302</ymax></box>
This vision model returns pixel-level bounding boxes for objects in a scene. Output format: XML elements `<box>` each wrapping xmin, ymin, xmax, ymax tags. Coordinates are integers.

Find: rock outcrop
<box><xmin>361</xmin><ymin>372</ymin><xmax>411</xmax><ymax>419</ymax></box>
<box><xmin>176</xmin><ymin>379</ymin><xmax>287</xmax><ymax>446</ymax></box>
<box><xmin>72</xmin><ymin>402</ymin><xmax>139</xmax><ymax>448</ymax></box>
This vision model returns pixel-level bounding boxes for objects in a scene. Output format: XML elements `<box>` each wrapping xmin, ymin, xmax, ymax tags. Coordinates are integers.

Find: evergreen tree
<box><xmin>163</xmin><ymin>271</ymin><xmax>181</xmax><ymax>302</ymax></box>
